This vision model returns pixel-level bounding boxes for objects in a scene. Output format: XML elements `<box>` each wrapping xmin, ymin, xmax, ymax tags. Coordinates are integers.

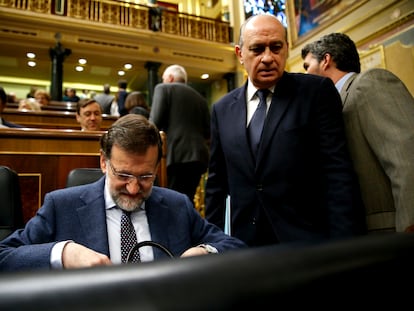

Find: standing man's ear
<box><xmin>235</xmin><ymin>45</ymin><xmax>243</xmax><ymax>65</ymax></box>
<box><xmin>321</xmin><ymin>53</ymin><xmax>333</xmax><ymax>71</ymax></box>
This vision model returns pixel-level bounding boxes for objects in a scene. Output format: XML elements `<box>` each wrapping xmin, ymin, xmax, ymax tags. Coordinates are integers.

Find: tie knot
<box><xmin>122</xmin><ymin>210</ymin><xmax>132</xmax><ymax>218</ymax></box>
<box><xmin>256</xmin><ymin>89</ymin><xmax>269</xmax><ymax>102</ymax></box>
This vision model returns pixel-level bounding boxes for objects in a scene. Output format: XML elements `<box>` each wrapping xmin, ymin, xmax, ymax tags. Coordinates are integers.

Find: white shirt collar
<box><xmin>247</xmin><ymin>79</ymin><xmax>275</xmax><ymax>100</ymax></box>
<box><xmin>335</xmin><ymin>72</ymin><xmax>355</xmax><ymax>93</ymax></box>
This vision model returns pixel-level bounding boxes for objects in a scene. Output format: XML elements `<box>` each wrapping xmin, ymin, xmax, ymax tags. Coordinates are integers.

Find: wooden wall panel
<box><xmin>0</xmin><ymin>128</ymin><xmax>167</xmax><ymax>223</ymax></box>
<box><xmin>0</xmin><ymin>154</ymin><xmax>100</xmax><ymax>223</ymax></box>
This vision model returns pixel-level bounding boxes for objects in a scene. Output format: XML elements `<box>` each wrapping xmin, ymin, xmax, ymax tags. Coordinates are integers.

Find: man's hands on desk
<box><xmin>62</xmin><ymin>242</ymin><xmax>112</xmax><ymax>269</ymax></box>
<box><xmin>61</xmin><ymin>242</ymin><xmax>214</xmax><ymax>268</ymax></box>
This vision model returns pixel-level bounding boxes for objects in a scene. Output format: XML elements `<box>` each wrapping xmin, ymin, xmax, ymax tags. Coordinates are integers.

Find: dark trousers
<box><xmin>167</xmin><ymin>162</ymin><xmax>206</xmax><ymax>202</ymax></box>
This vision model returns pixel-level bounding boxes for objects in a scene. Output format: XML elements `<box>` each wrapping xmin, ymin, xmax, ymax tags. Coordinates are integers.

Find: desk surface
<box><xmin>0</xmin><ymin>127</ymin><xmax>104</xmax><ymax>154</ymax></box>
<box><xmin>3</xmin><ymin>108</ymin><xmax>117</xmax><ymax>130</ymax></box>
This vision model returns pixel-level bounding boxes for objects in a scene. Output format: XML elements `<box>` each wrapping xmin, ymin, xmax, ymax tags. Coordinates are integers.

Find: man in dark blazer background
<box><xmin>0</xmin><ymin>114</ymin><xmax>245</xmax><ymax>271</ymax></box>
<box><xmin>0</xmin><ymin>86</ymin><xmax>23</xmax><ymax>128</ymax></box>
<box><xmin>150</xmin><ymin>64</ymin><xmax>211</xmax><ymax>202</ymax></box>
<box><xmin>116</xmin><ymin>79</ymin><xmax>129</xmax><ymax>116</ymax></box>
<box><xmin>205</xmin><ymin>14</ymin><xmax>366</xmax><ymax>247</ymax></box>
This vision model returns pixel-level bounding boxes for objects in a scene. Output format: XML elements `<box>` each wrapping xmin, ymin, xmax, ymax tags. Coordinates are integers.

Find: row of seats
<box><xmin>0</xmin><ymin>166</ymin><xmax>103</xmax><ymax>240</ymax></box>
<box><xmin>0</xmin><ymin>166</ymin><xmax>24</xmax><ymax>240</ymax></box>
<box><xmin>7</xmin><ymin>101</ymin><xmax>78</xmax><ymax>112</ymax></box>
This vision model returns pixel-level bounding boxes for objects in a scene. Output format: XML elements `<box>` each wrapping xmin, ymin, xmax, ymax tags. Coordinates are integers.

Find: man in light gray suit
<box><xmin>150</xmin><ymin>64</ymin><xmax>210</xmax><ymax>202</ymax></box>
<box><xmin>302</xmin><ymin>32</ymin><xmax>414</xmax><ymax>233</ymax></box>
<box><xmin>94</xmin><ymin>84</ymin><xmax>114</xmax><ymax>115</ymax></box>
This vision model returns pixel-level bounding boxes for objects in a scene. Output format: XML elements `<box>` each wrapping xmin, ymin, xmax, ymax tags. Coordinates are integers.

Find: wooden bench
<box><xmin>0</xmin><ymin>128</ymin><xmax>167</xmax><ymax>223</ymax></box>
<box><xmin>7</xmin><ymin>101</ymin><xmax>78</xmax><ymax>112</ymax></box>
<box><xmin>41</xmin><ymin>101</ymin><xmax>78</xmax><ymax>112</ymax></box>
<box><xmin>2</xmin><ymin>108</ymin><xmax>117</xmax><ymax>130</ymax></box>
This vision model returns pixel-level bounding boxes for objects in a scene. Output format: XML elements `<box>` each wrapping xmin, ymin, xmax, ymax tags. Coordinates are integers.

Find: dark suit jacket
<box><xmin>0</xmin><ymin>177</ymin><xmax>245</xmax><ymax>271</ymax></box>
<box><xmin>117</xmin><ymin>90</ymin><xmax>129</xmax><ymax>116</ymax></box>
<box><xmin>205</xmin><ymin>72</ymin><xmax>365</xmax><ymax>245</ymax></box>
<box><xmin>1</xmin><ymin>118</ymin><xmax>23</xmax><ymax>128</ymax></box>
<box><xmin>150</xmin><ymin>82</ymin><xmax>210</xmax><ymax>168</ymax></box>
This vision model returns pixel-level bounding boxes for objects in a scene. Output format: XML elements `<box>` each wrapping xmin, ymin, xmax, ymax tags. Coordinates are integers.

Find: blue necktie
<box><xmin>121</xmin><ymin>210</ymin><xmax>141</xmax><ymax>263</ymax></box>
<box><xmin>248</xmin><ymin>89</ymin><xmax>269</xmax><ymax>156</ymax></box>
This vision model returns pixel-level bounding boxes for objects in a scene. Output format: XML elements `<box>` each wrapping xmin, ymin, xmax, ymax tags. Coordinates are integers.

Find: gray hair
<box><xmin>100</xmin><ymin>114</ymin><xmax>162</xmax><ymax>164</ymax></box>
<box><xmin>163</xmin><ymin>64</ymin><xmax>187</xmax><ymax>83</ymax></box>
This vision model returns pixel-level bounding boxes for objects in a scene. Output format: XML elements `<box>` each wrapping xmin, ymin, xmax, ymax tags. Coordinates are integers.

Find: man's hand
<box><xmin>62</xmin><ymin>242</ymin><xmax>112</xmax><ymax>269</ymax></box>
<box><xmin>180</xmin><ymin>246</ymin><xmax>209</xmax><ymax>258</ymax></box>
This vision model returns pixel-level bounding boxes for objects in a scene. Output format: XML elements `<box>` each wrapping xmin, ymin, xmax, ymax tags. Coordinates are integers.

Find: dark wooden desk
<box><xmin>0</xmin><ymin>128</ymin><xmax>103</xmax><ymax>222</ymax></box>
<box><xmin>0</xmin><ymin>128</ymin><xmax>167</xmax><ymax>223</ymax></box>
<box><xmin>7</xmin><ymin>101</ymin><xmax>79</xmax><ymax>112</ymax></box>
<box><xmin>3</xmin><ymin>108</ymin><xmax>117</xmax><ymax>130</ymax></box>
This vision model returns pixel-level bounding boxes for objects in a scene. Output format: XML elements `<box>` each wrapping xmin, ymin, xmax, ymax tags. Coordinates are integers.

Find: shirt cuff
<box><xmin>50</xmin><ymin>240</ymin><xmax>73</xmax><ymax>269</ymax></box>
<box><xmin>198</xmin><ymin>244</ymin><xmax>218</xmax><ymax>254</ymax></box>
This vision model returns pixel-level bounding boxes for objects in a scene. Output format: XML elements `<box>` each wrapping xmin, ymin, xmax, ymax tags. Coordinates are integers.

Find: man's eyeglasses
<box><xmin>108</xmin><ymin>161</ymin><xmax>156</xmax><ymax>186</ymax></box>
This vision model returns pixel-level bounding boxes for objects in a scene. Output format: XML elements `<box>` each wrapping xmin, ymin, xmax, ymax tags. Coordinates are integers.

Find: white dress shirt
<box><xmin>335</xmin><ymin>72</ymin><xmax>355</xmax><ymax>93</ymax></box>
<box><xmin>104</xmin><ymin>178</ymin><xmax>154</xmax><ymax>263</ymax></box>
<box><xmin>246</xmin><ymin>79</ymin><xmax>275</xmax><ymax>126</ymax></box>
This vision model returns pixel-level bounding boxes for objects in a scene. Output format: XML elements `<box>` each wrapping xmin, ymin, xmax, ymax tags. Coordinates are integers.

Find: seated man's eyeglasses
<box><xmin>107</xmin><ymin>161</ymin><xmax>156</xmax><ymax>186</ymax></box>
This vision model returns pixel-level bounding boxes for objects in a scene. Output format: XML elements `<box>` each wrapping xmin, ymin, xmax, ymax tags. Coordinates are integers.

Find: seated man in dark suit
<box><xmin>0</xmin><ymin>114</ymin><xmax>246</xmax><ymax>271</ymax></box>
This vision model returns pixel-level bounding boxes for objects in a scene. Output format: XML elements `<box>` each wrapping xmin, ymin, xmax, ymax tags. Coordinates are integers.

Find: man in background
<box><xmin>116</xmin><ymin>79</ymin><xmax>129</xmax><ymax>116</ymax></box>
<box><xmin>63</xmin><ymin>88</ymin><xmax>80</xmax><ymax>102</ymax></box>
<box><xmin>94</xmin><ymin>84</ymin><xmax>115</xmax><ymax>115</ymax></box>
<box><xmin>0</xmin><ymin>86</ymin><xmax>22</xmax><ymax>128</ymax></box>
<box><xmin>302</xmin><ymin>32</ymin><xmax>414</xmax><ymax>233</ymax></box>
<box><xmin>76</xmin><ymin>98</ymin><xmax>103</xmax><ymax>131</ymax></box>
<box><xmin>150</xmin><ymin>64</ymin><xmax>210</xmax><ymax>202</ymax></box>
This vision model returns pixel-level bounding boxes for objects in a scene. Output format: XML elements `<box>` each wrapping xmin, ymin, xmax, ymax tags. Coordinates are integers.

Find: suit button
<box><xmin>256</xmin><ymin>184</ymin><xmax>263</xmax><ymax>191</ymax></box>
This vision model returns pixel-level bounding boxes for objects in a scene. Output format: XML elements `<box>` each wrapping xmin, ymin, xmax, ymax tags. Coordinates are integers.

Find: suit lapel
<box><xmin>231</xmin><ymin>84</ymin><xmax>257</xmax><ymax>163</ymax></box>
<box><xmin>340</xmin><ymin>73</ymin><xmax>357</xmax><ymax>106</ymax></box>
<box><xmin>145</xmin><ymin>190</ymin><xmax>171</xmax><ymax>259</ymax></box>
<box><xmin>76</xmin><ymin>180</ymin><xmax>109</xmax><ymax>256</ymax></box>
<box><xmin>256</xmin><ymin>74</ymin><xmax>290</xmax><ymax>165</ymax></box>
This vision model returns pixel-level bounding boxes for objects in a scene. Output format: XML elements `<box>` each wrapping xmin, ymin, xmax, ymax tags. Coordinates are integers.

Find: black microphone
<box><xmin>127</xmin><ymin>241</ymin><xmax>174</xmax><ymax>262</ymax></box>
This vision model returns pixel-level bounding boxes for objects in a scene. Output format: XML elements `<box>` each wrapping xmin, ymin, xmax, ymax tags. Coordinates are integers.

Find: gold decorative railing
<box><xmin>0</xmin><ymin>0</ymin><xmax>232</xmax><ymax>44</ymax></box>
<box><xmin>193</xmin><ymin>172</ymin><xmax>208</xmax><ymax>218</ymax></box>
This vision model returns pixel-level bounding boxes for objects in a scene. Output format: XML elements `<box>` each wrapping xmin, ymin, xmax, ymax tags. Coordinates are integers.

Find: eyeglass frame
<box><xmin>107</xmin><ymin>160</ymin><xmax>156</xmax><ymax>186</ymax></box>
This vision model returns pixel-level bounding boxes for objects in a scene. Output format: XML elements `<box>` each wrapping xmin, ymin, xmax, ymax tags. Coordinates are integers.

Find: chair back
<box><xmin>0</xmin><ymin>166</ymin><xmax>24</xmax><ymax>240</ymax></box>
<box><xmin>66</xmin><ymin>168</ymin><xmax>104</xmax><ymax>188</ymax></box>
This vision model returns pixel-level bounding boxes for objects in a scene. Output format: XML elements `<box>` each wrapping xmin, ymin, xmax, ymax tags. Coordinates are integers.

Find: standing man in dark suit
<box><xmin>302</xmin><ymin>33</ymin><xmax>414</xmax><ymax>233</ymax></box>
<box><xmin>205</xmin><ymin>14</ymin><xmax>365</xmax><ymax>247</ymax></box>
<box><xmin>150</xmin><ymin>64</ymin><xmax>211</xmax><ymax>202</ymax></box>
<box><xmin>116</xmin><ymin>79</ymin><xmax>129</xmax><ymax>116</ymax></box>
<box><xmin>0</xmin><ymin>114</ymin><xmax>245</xmax><ymax>271</ymax></box>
